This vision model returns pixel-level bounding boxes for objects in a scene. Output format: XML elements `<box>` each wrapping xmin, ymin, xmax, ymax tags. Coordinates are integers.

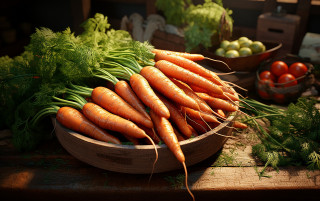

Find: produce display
<box><xmin>1</xmin><ymin>11</ymin><xmax>318</xmax><ymax>199</ymax></box>
<box><xmin>215</xmin><ymin>36</ymin><xmax>266</xmax><ymax>58</ymax></box>
<box><xmin>257</xmin><ymin>60</ymin><xmax>310</xmax><ymax>103</ymax></box>
<box><xmin>0</xmin><ymin>13</ymin><xmax>246</xmax><ymax>201</ymax></box>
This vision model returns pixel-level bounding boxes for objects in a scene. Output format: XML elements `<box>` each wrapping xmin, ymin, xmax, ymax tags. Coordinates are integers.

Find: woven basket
<box><xmin>255</xmin><ymin>55</ymin><xmax>315</xmax><ymax>104</ymax></box>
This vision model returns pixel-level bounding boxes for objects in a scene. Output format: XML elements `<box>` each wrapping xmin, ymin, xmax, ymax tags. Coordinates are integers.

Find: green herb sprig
<box><xmin>240</xmin><ymin>97</ymin><xmax>320</xmax><ymax>177</ymax></box>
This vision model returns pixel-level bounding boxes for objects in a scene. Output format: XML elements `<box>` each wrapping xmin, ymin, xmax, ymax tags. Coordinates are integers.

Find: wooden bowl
<box><xmin>200</xmin><ymin>41</ymin><xmax>282</xmax><ymax>72</ymax></box>
<box><xmin>53</xmin><ymin>110</ymin><xmax>237</xmax><ymax>174</ymax></box>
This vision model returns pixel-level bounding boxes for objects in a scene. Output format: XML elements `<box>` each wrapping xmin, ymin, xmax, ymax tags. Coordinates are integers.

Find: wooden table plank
<box><xmin>1</xmin><ymin>126</ymin><xmax>319</xmax><ymax>201</ymax></box>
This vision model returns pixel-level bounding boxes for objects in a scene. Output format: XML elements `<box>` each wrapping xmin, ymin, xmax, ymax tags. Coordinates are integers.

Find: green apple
<box><xmin>225</xmin><ymin>50</ymin><xmax>240</xmax><ymax>58</ymax></box>
<box><xmin>215</xmin><ymin>48</ymin><xmax>225</xmax><ymax>56</ymax></box>
<box><xmin>239</xmin><ymin>47</ymin><xmax>252</xmax><ymax>56</ymax></box>
<box><xmin>220</xmin><ymin>40</ymin><xmax>230</xmax><ymax>49</ymax></box>
<box><xmin>226</xmin><ymin>40</ymin><xmax>240</xmax><ymax>51</ymax></box>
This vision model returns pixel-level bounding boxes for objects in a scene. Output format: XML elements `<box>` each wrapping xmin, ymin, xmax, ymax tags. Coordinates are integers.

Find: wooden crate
<box><xmin>256</xmin><ymin>12</ymin><xmax>300</xmax><ymax>54</ymax></box>
<box><xmin>150</xmin><ymin>30</ymin><xmax>186</xmax><ymax>52</ymax></box>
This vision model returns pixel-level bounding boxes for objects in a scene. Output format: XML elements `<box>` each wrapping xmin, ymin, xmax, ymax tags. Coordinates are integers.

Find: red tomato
<box><xmin>277</xmin><ymin>73</ymin><xmax>297</xmax><ymax>87</ymax></box>
<box><xmin>257</xmin><ymin>79</ymin><xmax>274</xmax><ymax>99</ymax></box>
<box><xmin>288</xmin><ymin>62</ymin><xmax>308</xmax><ymax>78</ymax></box>
<box><xmin>270</xmin><ymin>61</ymin><xmax>288</xmax><ymax>77</ymax></box>
<box><xmin>259</xmin><ymin>70</ymin><xmax>276</xmax><ymax>82</ymax></box>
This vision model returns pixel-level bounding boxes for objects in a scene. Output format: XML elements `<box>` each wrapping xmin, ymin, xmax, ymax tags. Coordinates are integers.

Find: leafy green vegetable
<box><xmin>184</xmin><ymin>0</ymin><xmax>233</xmax><ymax>51</ymax></box>
<box><xmin>241</xmin><ymin>97</ymin><xmax>320</xmax><ymax>176</ymax></box>
<box><xmin>155</xmin><ymin>0</ymin><xmax>192</xmax><ymax>27</ymax></box>
<box><xmin>155</xmin><ymin>0</ymin><xmax>233</xmax><ymax>52</ymax></box>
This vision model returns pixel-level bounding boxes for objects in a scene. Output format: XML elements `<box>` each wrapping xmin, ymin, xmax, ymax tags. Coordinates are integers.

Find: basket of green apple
<box><xmin>202</xmin><ymin>37</ymin><xmax>282</xmax><ymax>72</ymax></box>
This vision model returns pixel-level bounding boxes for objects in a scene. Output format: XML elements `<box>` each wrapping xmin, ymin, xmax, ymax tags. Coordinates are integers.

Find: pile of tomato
<box><xmin>257</xmin><ymin>60</ymin><xmax>308</xmax><ymax>103</ymax></box>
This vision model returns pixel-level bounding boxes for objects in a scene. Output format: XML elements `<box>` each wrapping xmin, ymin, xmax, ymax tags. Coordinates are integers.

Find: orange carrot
<box><xmin>196</xmin><ymin>92</ymin><xmax>238</xmax><ymax>112</ymax></box>
<box><xmin>139</xmin><ymin>125</ymin><xmax>162</xmax><ymax>144</ymax></box>
<box><xmin>82</xmin><ymin>102</ymin><xmax>159</xmax><ymax>176</ymax></box>
<box><xmin>188</xmin><ymin>125</ymin><xmax>199</xmax><ymax>137</ymax></box>
<box><xmin>180</xmin><ymin>106</ymin><xmax>220</xmax><ymax>124</ymax></box>
<box><xmin>153</xmin><ymin>51</ymin><xmax>223</xmax><ymax>85</ymax></box>
<box><xmin>219</xmin><ymin>84</ymin><xmax>236</xmax><ymax>95</ymax></box>
<box><xmin>56</xmin><ymin>106</ymin><xmax>121</xmax><ymax>144</ymax></box>
<box><xmin>186</xmin><ymin>118</ymin><xmax>209</xmax><ymax>134</ymax></box>
<box><xmin>189</xmin><ymin>84</ymin><xmax>239</xmax><ymax>102</ymax></box>
<box><xmin>210</xmin><ymin>92</ymin><xmax>240</xmax><ymax>102</ymax></box>
<box><xmin>187</xmin><ymin>84</ymin><xmax>207</xmax><ymax>93</ymax></box>
<box><xmin>152</xmin><ymin>49</ymin><xmax>204</xmax><ymax>61</ymax></box>
<box><xmin>173</xmin><ymin>127</ymin><xmax>186</xmax><ymax>141</ymax></box>
<box><xmin>214</xmin><ymin>109</ymin><xmax>226</xmax><ymax>118</ymax></box>
<box><xmin>130</xmin><ymin>73</ymin><xmax>170</xmax><ymax>119</ymax></box>
<box><xmin>114</xmin><ymin>80</ymin><xmax>151</xmax><ymax>120</ymax></box>
<box><xmin>157</xmin><ymin>93</ymin><xmax>193</xmax><ymax>138</ymax></box>
<box><xmin>82</xmin><ymin>102</ymin><xmax>147</xmax><ymax>138</ymax></box>
<box><xmin>233</xmin><ymin>121</ymin><xmax>248</xmax><ymax>129</ymax></box>
<box><xmin>91</xmin><ymin>86</ymin><xmax>153</xmax><ymax>128</ymax></box>
<box><xmin>149</xmin><ymin>109</ymin><xmax>194</xmax><ymax>200</ymax></box>
<box><xmin>170</xmin><ymin>78</ymin><xmax>213</xmax><ymax>114</ymax></box>
<box><xmin>139</xmin><ymin>66</ymin><xmax>199</xmax><ymax>110</ymax></box>
<box><xmin>155</xmin><ymin>60</ymin><xmax>223</xmax><ymax>95</ymax></box>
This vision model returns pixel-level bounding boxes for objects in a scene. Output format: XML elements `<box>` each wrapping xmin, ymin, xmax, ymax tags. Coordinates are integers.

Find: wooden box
<box><xmin>256</xmin><ymin>12</ymin><xmax>300</xmax><ymax>54</ymax></box>
<box><xmin>150</xmin><ymin>30</ymin><xmax>186</xmax><ymax>52</ymax></box>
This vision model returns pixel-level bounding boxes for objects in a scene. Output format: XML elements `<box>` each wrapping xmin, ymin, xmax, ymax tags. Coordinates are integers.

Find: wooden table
<box><xmin>1</xmin><ymin>120</ymin><xmax>319</xmax><ymax>201</ymax></box>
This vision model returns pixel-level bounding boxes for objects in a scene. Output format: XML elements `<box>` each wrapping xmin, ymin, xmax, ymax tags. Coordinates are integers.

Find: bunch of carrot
<box><xmin>36</xmin><ymin>48</ymin><xmax>247</xmax><ymax>201</ymax></box>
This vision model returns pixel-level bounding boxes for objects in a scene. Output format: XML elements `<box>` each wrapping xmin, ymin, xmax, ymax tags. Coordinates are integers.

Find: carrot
<box><xmin>233</xmin><ymin>121</ymin><xmax>248</xmax><ymax>129</ymax></box>
<box><xmin>153</xmin><ymin>51</ymin><xmax>223</xmax><ymax>86</ymax></box>
<box><xmin>149</xmin><ymin>109</ymin><xmax>184</xmax><ymax>162</ymax></box>
<box><xmin>187</xmin><ymin>84</ymin><xmax>208</xmax><ymax>93</ymax></box>
<box><xmin>91</xmin><ymin>86</ymin><xmax>153</xmax><ymax>129</ymax></box>
<box><xmin>82</xmin><ymin>102</ymin><xmax>159</xmax><ymax>177</ymax></box>
<box><xmin>196</xmin><ymin>92</ymin><xmax>238</xmax><ymax>112</ymax></box>
<box><xmin>170</xmin><ymin>78</ymin><xmax>213</xmax><ymax>114</ymax></box>
<box><xmin>130</xmin><ymin>73</ymin><xmax>170</xmax><ymax>119</ymax></box>
<box><xmin>219</xmin><ymin>84</ymin><xmax>236</xmax><ymax>95</ymax></box>
<box><xmin>205</xmin><ymin>91</ymin><xmax>239</xmax><ymax>102</ymax></box>
<box><xmin>189</xmin><ymin>84</ymin><xmax>239</xmax><ymax>102</ymax></box>
<box><xmin>149</xmin><ymin>109</ymin><xmax>194</xmax><ymax>201</ymax></box>
<box><xmin>152</xmin><ymin>49</ymin><xmax>204</xmax><ymax>61</ymax></box>
<box><xmin>139</xmin><ymin>125</ymin><xmax>162</xmax><ymax>144</ymax></box>
<box><xmin>82</xmin><ymin>102</ymin><xmax>146</xmax><ymax>138</ymax></box>
<box><xmin>157</xmin><ymin>93</ymin><xmax>194</xmax><ymax>138</ymax></box>
<box><xmin>188</xmin><ymin>125</ymin><xmax>199</xmax><ymax>137</ymax></box>
<box><xmin>155</xmin><ymin>60</ymin><xmax>223</xmax><ymax>95</ymax></box>
<box><xmin>139</xmin><ymin>66</ymin><xmax>199</xmax><ymax>110</ymax></box>
<box><xmin>186</xmin><ymin>118</ymin><xmax>209</xmax><ymax>134</ymax></box>
<box><xmin>214</xmin><ymin>109</ymin><xmax>226</xmax><ymax>118</ymax></box>
<box><xmin>152</xmin><ymin>49</ymin><xmax>240</xmax><ymax>95</ymax></box>
<box><xmin>180</xmin><ymin>106</ymin><xmax>220</xmax><ymax>124</ymax></box>
<box><xmin>56</xmin><ymin>106</ymin><xmax>121</xmax><ymax>145</ymax></box>
<box><xmin>152</xmin><ymin>49</ymin><xmax>232</xmax><ymax>72</ymax></box>
<box><xmin>173</xmin><ymin>127</ymin><xmax>186</xmax><ymax>141</ymax></box>
<box><xmin>114</xmin><ymin>80</ymin><xmax>151</xmax><ymax>120</ymax></box>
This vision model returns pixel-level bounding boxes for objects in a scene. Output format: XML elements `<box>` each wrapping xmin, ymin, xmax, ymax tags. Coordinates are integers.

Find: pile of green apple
<box><xmin>215</xmin><ymin>37</ymin><xmax>266</xmax><ymax>58</ymax></box>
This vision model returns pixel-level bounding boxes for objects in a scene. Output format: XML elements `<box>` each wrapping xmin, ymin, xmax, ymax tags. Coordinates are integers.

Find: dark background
<box><xmin>0</xmin><ymin>0</ymin><xmax>319</xmax><ymax>57</ymax></box>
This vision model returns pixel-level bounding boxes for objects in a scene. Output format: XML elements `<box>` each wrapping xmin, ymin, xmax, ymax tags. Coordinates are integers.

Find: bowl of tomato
<box><xmin>256</xmin><ymin>56</ymin><xmax>315</xmax><ymax>104</ymax></box>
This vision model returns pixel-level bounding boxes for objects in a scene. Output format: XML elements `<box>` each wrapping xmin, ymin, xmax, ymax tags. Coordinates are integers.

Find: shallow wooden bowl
<box><xmin>201</xmin><ymin>41</ymin><xmax>282</xmax><ymax>72</ymax></box>
<box><xmin>53</xmin><ymin>111</ymin><xmax>237</xmax><ymax>174</ymax></box>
